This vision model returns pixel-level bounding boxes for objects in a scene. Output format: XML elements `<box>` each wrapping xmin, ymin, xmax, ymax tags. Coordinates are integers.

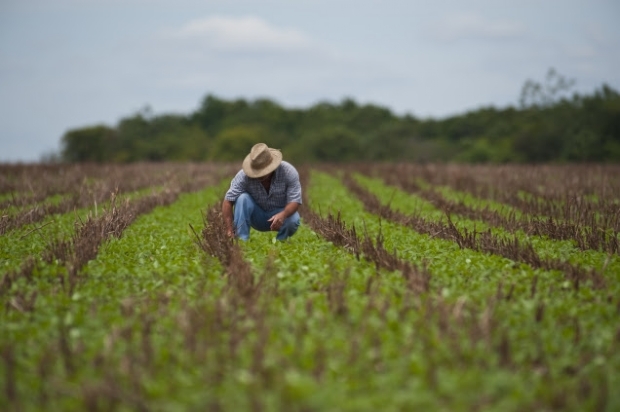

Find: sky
<box><xmin>1</xmin><ymin>0</ymin><xmax>619</xmax><ymax>162</ymax></box>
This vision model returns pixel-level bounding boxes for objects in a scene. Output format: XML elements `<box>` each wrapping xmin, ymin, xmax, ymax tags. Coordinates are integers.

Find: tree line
<box><xmin>60</xmin><ymin>71</ymin><xmax>620</xmax><ymax>164</ymax></box>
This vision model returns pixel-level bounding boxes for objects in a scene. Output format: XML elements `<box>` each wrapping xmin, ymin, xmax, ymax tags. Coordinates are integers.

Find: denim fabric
<box><xmin>233</xmin><ymin>193</ymin><xmax>300</xmax><ymax>241</ymax></box>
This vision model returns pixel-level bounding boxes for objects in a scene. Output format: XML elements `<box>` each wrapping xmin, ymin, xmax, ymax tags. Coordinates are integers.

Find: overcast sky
<box><xmin>1</xmin><ymin>0</ymin><xmax>619</xmax><ymax>162</ymax></box>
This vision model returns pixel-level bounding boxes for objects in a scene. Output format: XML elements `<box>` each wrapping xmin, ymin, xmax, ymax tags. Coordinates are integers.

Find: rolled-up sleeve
<box><xmin>224</xmin><ymin>170</ymin><xmax>247</xmax><ymax>202</ymax></box>
<box><xmin>285</xmin><ymin>166</ymin><xmax>302</xmax><ymax>204</ymax></box>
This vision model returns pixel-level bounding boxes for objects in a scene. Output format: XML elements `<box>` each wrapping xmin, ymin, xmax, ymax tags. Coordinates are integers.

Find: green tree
<box><xmin>519</xmin><ymin>68</ymin><xmax>575</xmax><ymax>108</ymax></box>
<box><xmin>56</xmin><ymin>77</ymin><xmax>620</xmax><ymax>164</ymax></box>
<box><xmin>292</xmin><ymin>127</ymin><xmax>362</xmax><ymax>162</ymax></box>
<box><xmin>61</xmin><ymin>125</ymin><xmax>116</xmax><ymax>162</ymax></box>
<box><xmin>210</xmin><ymin>126</ymin><xmax>268</xmax><ymax>161</ymax></box>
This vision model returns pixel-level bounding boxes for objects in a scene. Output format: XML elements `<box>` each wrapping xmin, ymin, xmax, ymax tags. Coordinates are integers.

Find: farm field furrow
<box><xmin>0</xmin><ymin>163</ymin><xmax>164</xmax><ymax>211</ymax></box>
<box><xmin>372</xmin><ymin>163</ymin><xmax>620</xmax><ymax>204</ymax></box>
<box><xmin>1</xmin><ymin>186</ymin><xmax>180</xmax><ymax>277</ymax></box>
<box><xmin>189</xmin><ymin>172</ymin><xmax>603</xmax><ymax>411</ymax></box>
<box><xmin>0</xmin><ymin>193</ymin><xmax>67</xmax><ymax>216</ymax></box>
<box><xmin>367</xmin><ymin>167</ymin><xmax>620</xmax><ymax>255</ymax></box>
<box><xmin>196</xmin><ymin>219</ymin><xmax>438</xmax><ymax>410</ymax></box>
<box><xmin>310</xmin><ymin>172</ymin><xmax>608</xmax><ymax>301</ymax></box>
<box><xmin>347</xmin><ymin>173</ymin><xmax>618</xmax><ymax>287</ymax></box>
<box><xmin>0</xmin><ymin>163</ymin><xmax>219</xmax><ymax>202</ymax></box>
<box><xmin>0</xmin><ymin>164</ymin><xmax>234</xmax><ymax>276</ymax></box>
<box><xmin>296</xmin><ymin>168</ymin><xmax>429</xmax><ymax>292</ymax></box>
<box><xmin>83</xmin><ymin>180</ymin><xmax>231</xmax><ymax>299</ymax></box>
<box><xmin>0</xmin><ymin>163</ymin><xmax>230</xmax><ymax>235</ymax></box>
<box><xmin>1</xmin><ymin>163</ymin><xmax>619</xmax><ymax>411</ymax></box>
<box><xmin>307</xmin><ymin>170</ymin><xmax>619</xmax><ymax>410</ymax></box>
<box><xmin>364</xmin><ymin>163</ymin><xmax>620</xmax><ymax>233</ymax></box>
<box><xmin>311</xmin><ymin>174</ymin><xmax>618</xmax><ymax>356</ymax></box>
<box><xmin>1</xmin><ymin>181</ymin><xmax>232</xmax><ymax>410</ymax></box>
<box><xmin>432</xmin><ymin>184</ymin><xmax>619</xmax><ymax>255</ymax></box>
<box><xmin>1</xmin><ymin>168</ymin><xmax>230</xmax><ymax>350</ymax></box>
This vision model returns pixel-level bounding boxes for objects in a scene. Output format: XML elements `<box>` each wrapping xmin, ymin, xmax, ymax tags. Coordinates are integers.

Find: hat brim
<box><xmin>242</xmin><ymin>149</ymin><xmax>282</xmax><ymax>178</ymax></box>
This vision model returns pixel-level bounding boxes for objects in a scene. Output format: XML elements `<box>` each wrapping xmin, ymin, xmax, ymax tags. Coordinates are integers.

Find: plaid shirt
<box><xmin>224</xmin><ymin>161</ymin><xmax>302</xmax><ymax>211</ymax></box>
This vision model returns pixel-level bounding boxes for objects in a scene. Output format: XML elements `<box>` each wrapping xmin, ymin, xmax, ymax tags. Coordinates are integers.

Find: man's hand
<box><xmin>269</xmin><ymin>203</ymin><xmax>300</xmax><ymax>232</ymax></box>
<box><xmin>268</xmin><ymin>211</ymin><xmax>287</xmax><ymax>231</ymax></box>
<box><xmin>222</xmin><ymin>199</ymin><xmax>235</xmax><ymax>238</ymax></box>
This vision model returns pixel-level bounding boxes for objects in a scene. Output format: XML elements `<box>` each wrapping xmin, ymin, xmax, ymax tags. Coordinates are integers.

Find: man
<box><xmin>222</xmin><ymin>143</ymin><xmax>302</xmax><ymax>241</ymax></box>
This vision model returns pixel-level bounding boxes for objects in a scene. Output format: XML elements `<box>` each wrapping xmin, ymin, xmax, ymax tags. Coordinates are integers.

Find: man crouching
<box><xmin>222</xmin><ymin>143</ymin><xmax>302</xmax><ymax>241</ymax></box>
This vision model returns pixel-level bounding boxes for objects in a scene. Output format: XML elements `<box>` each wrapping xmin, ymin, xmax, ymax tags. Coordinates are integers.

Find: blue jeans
<box><xmin>233</xmin><ymin>193</ymin><xmax>300</xmax><ymax>241</ymax></box>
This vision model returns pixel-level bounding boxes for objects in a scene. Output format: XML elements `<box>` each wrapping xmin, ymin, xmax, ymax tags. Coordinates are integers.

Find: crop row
<box><xmin>206</xmin><ymin>170</ymin><xmax>620</xmax><ymax>409</ymax></box>
<box><xmin>0</xmin><ymin>163</ymin><xmax>232</xmax><ymax>235</ymax></box>
<box><xmin>1</xmin><ymin>178</ymin><xmax>233</xmax><ymax>410</ymax></box>
<box><xmin>0</xmin><ymin>163</ymin><xmax>229</xmax><ymax>201</ymax></box>
<box><xmin>0</xmin><ymin>164</ymin><xmax>237</xmax><ymax>274</ymax></box>
<box><xmin>305</xmin><ymin>171</ymin><xmax>618</xmax><ymax>407</ymax></box>
<box><xmin>359</xmin><ymin>163</ymin><xmax>620</xmax><ymax>231</ymax></box>
<box><xmin>1</xmin><ymin>165</ymin><xmax>619</xmax><ymax>410</ymax></box>
<box><xmin>343</xmin><ymin>172</ymin><xmax>616</xmax><ymax>290</ymax></box>
<box><xmin>1</xmin><ymin>165</ymin><xmax>234</xmax><ymax>299</ymax></box>
<box><xmin>189</xmin><ymin>169</ymin><xmax>618</xmax><ymax>410</ymax></box>
<box><xmin>352</xmin><ymin>163</ymin><xmax>620</xmax><ymax>252</ymax></box>
<box><xmin>362</xmin><ymin>163</ymin><xmax>620</xmax><ymax>202</ymax></box>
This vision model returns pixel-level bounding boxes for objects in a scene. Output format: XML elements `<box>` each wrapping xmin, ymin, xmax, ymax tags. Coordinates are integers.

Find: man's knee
<box><xmin>236</xmin><ymin>192</ymin><xmax>253</xmax><ymax>206</ymax></box>
<box><xmin>284</xmin><ymin>212</ymin><xmax>301</xmax><ymax>232</ymax></box>
<box><xmin>234</xmin><ymin>193</ymin><xmax>255</xmax><ymax>214</ymax></box>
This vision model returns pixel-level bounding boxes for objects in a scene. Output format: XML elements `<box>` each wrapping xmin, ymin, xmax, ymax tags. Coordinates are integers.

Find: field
<box><xmin>1</xmin><ymin>162</ymin><xmax>619</xmax><ymax>411</ymax></box>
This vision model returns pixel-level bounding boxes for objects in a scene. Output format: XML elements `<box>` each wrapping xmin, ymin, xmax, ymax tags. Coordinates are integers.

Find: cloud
<box><xmin>166</xmin><ymin>15</ymin><xmax>312</xmax><ymax>52</ymax></box>
<box><xmin>430</xmin><ymin>12</ymin><xmax>526</xmax><ymax>42</ymax></box>
<box><xmin>149</xmin><ymin>14</ymin><xmax>363</xmax><ymax>98</ymax></box>
<box><xmin>564</xmin><ymin>44</ymin><xmax>597</xmax><ymax>58</ymax></box>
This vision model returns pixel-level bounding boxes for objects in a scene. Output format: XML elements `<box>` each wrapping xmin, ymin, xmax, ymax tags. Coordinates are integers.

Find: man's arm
<box><xmin>222</xmin><ymin>170</ymin><xmax>247</xmax><ymax>237</ymax></box>
<box><xmin>222</xmin><ymin>199</ymin><xmax>235</xmax><ymax>237</ymax></box>
<box><xmin>267</xmin><ymin>202</ymin><xmax>300</xmax><ymax>231</ymax></box>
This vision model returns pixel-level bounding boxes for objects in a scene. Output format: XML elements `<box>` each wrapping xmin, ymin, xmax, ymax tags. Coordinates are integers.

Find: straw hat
<box><xmin>242</xmin><ymin>143</ymin><xmax>283</xmax><ymax>178</ymax></box>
